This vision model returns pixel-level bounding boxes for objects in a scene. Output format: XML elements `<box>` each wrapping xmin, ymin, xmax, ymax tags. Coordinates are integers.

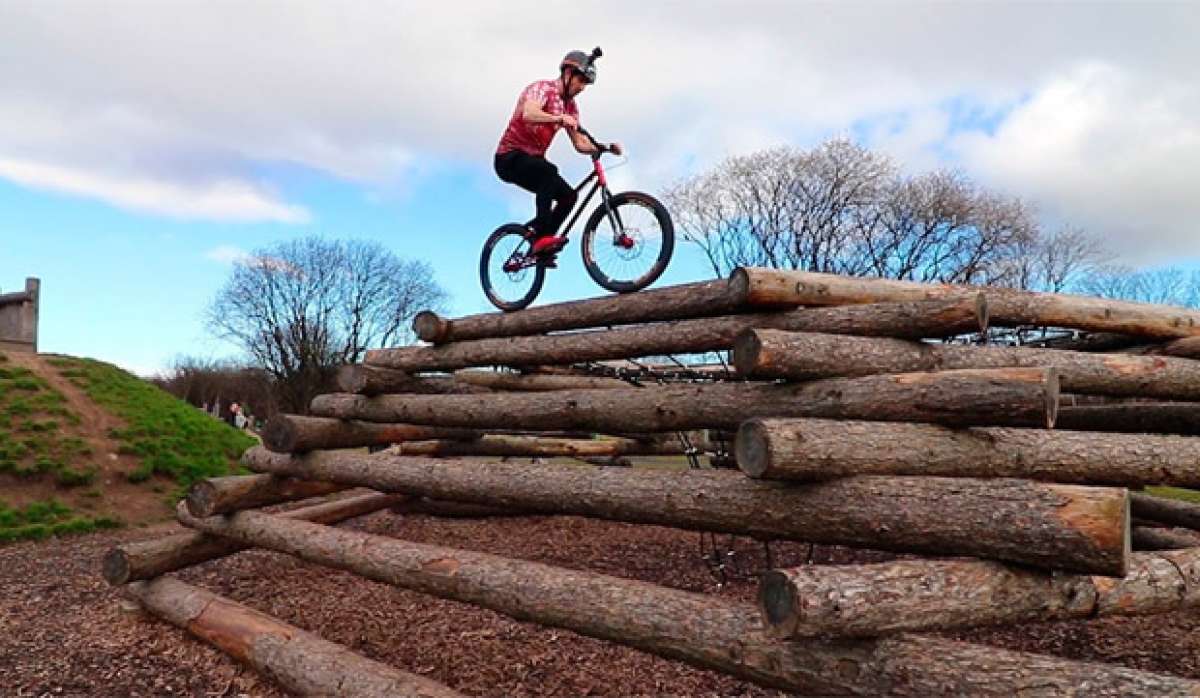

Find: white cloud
<box><xmin>205</xmin><ymin>245</ymin><xmax>250</xmax><ymax>264</ymax></box>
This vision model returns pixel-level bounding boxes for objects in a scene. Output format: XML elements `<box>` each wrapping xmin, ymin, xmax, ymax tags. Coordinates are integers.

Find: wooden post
<box><xmin>242</xmin><ymin>447</ymin><xmax>1129</xmax><ymax>575</ymax></box>
<box><xmin>310</xmin><ymin>367</ymin><xmax>1059</xmax><ymax>432</ymax></box>
<box><xmin>735</xmin><ymin>418</ymin><xmax>1200</xmax><ymax>487</ymax></box>
<box><xmin>125</xmin><ymin>576</ymin><xmax>463</xmax><ymax>697</ymax></box>
<box><xmin>185</xmin><ymin>474</ymin><xmax>347</xmax><ymax>518</ymax></box>
<box><xmin>730</xmin><ymin>267</ymin><xmax>1200</xmax><ymax>339</ymax></box>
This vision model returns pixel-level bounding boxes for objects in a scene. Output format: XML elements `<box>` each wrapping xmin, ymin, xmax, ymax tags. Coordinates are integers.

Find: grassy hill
<box><xmin>0</xmin><ymin>350</ymin><xmax>255</xmax><ymax>543</ymax></box>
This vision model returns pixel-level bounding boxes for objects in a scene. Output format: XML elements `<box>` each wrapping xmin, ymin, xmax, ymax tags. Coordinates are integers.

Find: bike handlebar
<box><xmin>576</xmin><ymin>126</ymin><xmax>611</xmax><ymax>156</ymax></box>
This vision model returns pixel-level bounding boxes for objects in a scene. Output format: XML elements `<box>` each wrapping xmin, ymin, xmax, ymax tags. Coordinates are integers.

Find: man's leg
<box><xmin>496</xmin><ymin>152</ymin><xmax>576</xmax><ymax>238</ymax></box>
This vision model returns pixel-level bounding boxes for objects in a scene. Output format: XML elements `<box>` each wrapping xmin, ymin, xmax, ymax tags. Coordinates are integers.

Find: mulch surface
<box><xmin>4</xmin><ymin>511</ymin><xmax>1200</xmax><ymax>697</ymax></box>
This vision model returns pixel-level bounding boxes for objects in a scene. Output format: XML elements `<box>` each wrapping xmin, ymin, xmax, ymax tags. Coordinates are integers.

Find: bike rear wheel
<box><xmin>581</xmin><ymin>191</ymin><xmax>674</xmax><ymax>293</ymax></box>
<box><xmin>480</xmin><ymin>224</ymin><xmax>546</xmax><ymax>311</ymax></box>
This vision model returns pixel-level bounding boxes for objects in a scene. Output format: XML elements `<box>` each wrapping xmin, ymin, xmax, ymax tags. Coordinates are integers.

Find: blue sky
<box><xmin>1</xmin><ymin>2</ymin><xmax>1198</xmax><ymax>375</ymax></box>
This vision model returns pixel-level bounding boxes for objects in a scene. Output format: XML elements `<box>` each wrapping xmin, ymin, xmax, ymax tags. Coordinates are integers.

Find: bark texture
<box><xmin>310</xmin><ymin>368</ymin><xmax>1059</xmax><ymax>432</ymax></box>
<box><xmin>1055</xmin><ymin>403</ymin><xmax>1200</xmax><ymax>436</ymax></box>
<box><xmin>1133</xmin><ymin>527</ymin><xmax>1200</xmax><ymax>550</ymax></box>
<box><xmin>371</xmin><ymin>297</ymin><xmax>986</xmax><ymax>372</ymax></box>
<box><xmin>262</xmin><ymin>414</ymin><xmax>480</xmax><ymax>453</ymax></box>
<box><xmin>733</xmin><ymin>329</ymin><xmax>1200</xmax><ymax>401</ymax></box>
<box><xmin>185</xmin><ymin>474</ymin><xmax>347</xmax><ymax>518</ymax></box>
<box><xmin>124</xmin><ymin>576</ymin><xmax>462</xmax><ymax>698</ymax></box>
<box><xmin>452</xmin><ymin>369</ymin><xmax>630</xmax><ymax>391</ymax></box>
<box><xmin>335</xmin><ymin>364</ymin><xmax>488</xmax><ymax>396</ymax></box>
<box><xmin>394</xmin><ymin>435</ymin><xmax>689</xmax><ymax>458</ymax></box>
<box><xmin>759</xmin><ymin>548</ymin><xmax>1200</xmax><ymax>638</ymax></box>
<box><xmin>736</xmin><ymin>418</ymin><xmax>1200</xmax><ymax>487</ymax></box>
<box><xmin>731</xmin><ymin>267</ymin><xmax>1200</xmax><ymax>339</ymax></box>
<box><xmin>1131</xmin><ymin>492</ymin><xmax>1200</xmax><ymax>531</ymax></box>
<box><xmin>176</xmin><ymin>508</ymin><xmax>1184</xmax><ymax>696</ymax></box>
<box><xmin>242</xmin><ymin>447</ymin><xmax>1129</xmax><ymax>575</ymax></box>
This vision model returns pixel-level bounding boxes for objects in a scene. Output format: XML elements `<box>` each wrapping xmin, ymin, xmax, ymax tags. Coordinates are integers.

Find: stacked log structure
<box><xmin>104</xmin><ymin>268</ymin><xmax>1200</xmax><ymax>695</ymax></box>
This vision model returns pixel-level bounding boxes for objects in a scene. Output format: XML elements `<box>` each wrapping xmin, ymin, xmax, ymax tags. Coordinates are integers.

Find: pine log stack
<box><xmin>105</xmin><ymin>269</ymin><xmax>1200</xmax><ymax>694</ymax></box>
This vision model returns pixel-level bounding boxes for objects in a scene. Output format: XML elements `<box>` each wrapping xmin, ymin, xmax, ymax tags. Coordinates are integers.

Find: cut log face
<box><xmin>370</xmin><ymin>297</ymin><xmax>987</xmax><ymax>372</ymax></box>
<box><xmin>185</xmin><ymin>474</ymin><xmax>347</xmax><ymax>518</ymax></box>
<box><xmin>262</xmin><ymin>414</ymin><xmax>481</xmax><ymax>453</ymax></box>
<box><xmin>125</xmin><ymin>577</ymin><xmax>462</xmax><ymax>697</ymax></box>
<box><xmin>310</xmin><ymin>367</ymin><xmax>1059</xmax><ymax>432</ymax></box>
<box><xmin>732</xmin><ymin>328</ymin><xmax>1200</xmax><ymax>401</ymax></box>
<box><xmin>242</xmin><ymin>447</ymin><xmax>1130</xmax><ymax>575</ymax></box>
<box><xmin>758</xmin><ymin>548</ymin><xmax>1200</xmax><ymax>638</ymax></box>
<box><xmin>730</xmin><ymin>267</ymin><xmax>1200</xmax><ymax>339</ymax></box>
<box><xmin>175</xmin><ymin>506</ymin><xmax>1187</xmax><ymax>696</ymax></box>
<box><xmin>735</xmin><ymin>418</ymin><xmax>1200</xmax><ymax>488</ymax></box>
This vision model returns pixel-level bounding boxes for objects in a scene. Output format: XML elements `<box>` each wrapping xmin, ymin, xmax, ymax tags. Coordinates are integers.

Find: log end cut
<box><xmin>413</xmin><ymin>310</ymin><xmax>450</xmax><ymax>344</ymax></box>
<box><xmin>262</xmin><ymin>415</ymin><xmax>299</xmax><ymax>453</ymax></box>
<box><xmin>335</xmin><ymin>364</ymin><xmax>371</xmax><ymax>394</ymax></box>
<box><xmin>757</xmin><ymin>569</ymin><xmax>799</xmax><ymax>638</ymax></box>
<box><xmin>186</xmin><ymin>480</ymin><xmax>221</xmax><ymax>519</ymax></box>
<box><xmin>102</xmin><ymin>547</ymin><xmax>132</xmax><ymax>586</ymax></box>
<box><xmin>734</xmin><ymin>419</ymin><xmax>774</xmax><ymax>479</ymax></box>
<box><xmin>731</xmin><ymin>330</ymin><xmax>767</xmax><ymax>377</ymax></box>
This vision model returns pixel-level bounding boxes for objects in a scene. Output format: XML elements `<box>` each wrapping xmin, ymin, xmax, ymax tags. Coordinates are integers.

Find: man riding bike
<box><xmin>494</xmin><ymin>48</ymin><xmax>623</xmax><ymax>268</ymax></box>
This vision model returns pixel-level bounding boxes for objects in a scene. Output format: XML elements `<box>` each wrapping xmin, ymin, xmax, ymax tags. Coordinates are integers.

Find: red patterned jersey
<box><xmin>496</xmin><ymin>79</ymin><xmax>580</xmax><ymax>157</ymax></box>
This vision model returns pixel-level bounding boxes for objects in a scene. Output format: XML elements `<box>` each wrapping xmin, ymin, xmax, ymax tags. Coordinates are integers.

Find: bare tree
<box><xmin>206</xmin><ymin>237</ymin><xmax>446</xmax><ymax>412</ymax></box>
<box><xmin>1076</xmin><ymin>265</ymin><xmax>1198</xmax><ymax>307</ymax></box>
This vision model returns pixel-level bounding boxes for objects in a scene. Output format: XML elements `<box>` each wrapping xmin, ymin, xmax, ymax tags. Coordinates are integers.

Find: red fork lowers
<box><xmin>616</xmin><ymin>233</ymin><xmax>635</xmax><ymax>249</ymax></box>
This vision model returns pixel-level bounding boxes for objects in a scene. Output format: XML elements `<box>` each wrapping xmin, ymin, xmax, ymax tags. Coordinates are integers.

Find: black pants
<box><xmin>494</xmin><ymin>150</ymin><xmax>578</xmax><ymax>237</ymax></box>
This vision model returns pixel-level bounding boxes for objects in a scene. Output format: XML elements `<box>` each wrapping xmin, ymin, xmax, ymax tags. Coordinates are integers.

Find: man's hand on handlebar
<box><xmin>608</xmin><ymin>142</ymin><xmax>624</xmax><ymax>156</ymax></box>
<box><xmin>558</xmin><ymin>114</ymin><xmax>579</xmax><ymax>129</ymax></box>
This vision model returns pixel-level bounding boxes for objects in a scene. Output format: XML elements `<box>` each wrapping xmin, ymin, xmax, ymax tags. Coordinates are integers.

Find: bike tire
<box><xmin>581</xmin><ymin>191</ymin><xmax>675</xmax><ymax>293</ymax></box>
<box><xmin>480</xmin><ymin>223</ymin><xmax>546</xmax><ymax>312</ymax></box>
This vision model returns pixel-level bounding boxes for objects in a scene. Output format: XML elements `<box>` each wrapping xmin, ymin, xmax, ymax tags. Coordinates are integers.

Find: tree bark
<box><xmin>394</xmin><ymin>435</ymin><xmax>689</xmax><ymax>458</ymax></box>
<box><xmin>736</xmin><ymin>418</ymin><xmax>1200</xmax><ymax>487</ymax></box>
<box><xmin>730</xmin><ymin>267</ymin><xmax>1200</xmax><ymax>339</ymax></box>
<box><xmin>372</xmin><ymin>297</ymin><xmax>988</xmax><ymax>372</ymax></box>
<box><xmin>242</xmin><ymin>447</ymin><xmax>1129</xmax><ymax>575</ymax></box>
<box><xmin>1149</xmin><ymin>336</ymin><xmax>1200</xmax><ymax>359</ymax></box>
<box><xmin>124</xmin><ymin>576</ymin><xmax>461</xmax><ymax>698</ymax></box>
<box><xmin>1133</xmin><ymin>526</ymin><xmax>1200</xmax><ymax>550</ymax></box>
<box><xmin>103</xmin><ymin>492</ymin><xmax>401</xmax><ymax>586</ymax></box>
<box><xmin>413</xmin><ymin>279</ymin><xmax>743</xmax><ymax>343</ymax></box>
<box><xmin>1026</xmin><ymin>332</ymin><xmax>1146</xmax><ymax>352</ymax></box>
<box><xmin>734</xmin><ymin>328</ymin><xmax>1200</xmax><ymax>401</ymax></box>
<box><xmin>1131</xmin><ymin>492</ymin><xmax>1200</xmax><ymax>531</ymax></box>
<box><xmin>185</xmin><ymin>474</ymin><xmax>348</xmax><ymax>518</ymax></box>
<box><xmin>262</xmin><ymin>414</ymin><xmax>480</xmax><ymax>453</ymax></box>
<box><xmin>759</xmin><ymin>548</ymin><xmax>1200</xmax><ymax>639</ymax></box>
<box><xmin>1055</xmin><ymin>403</ymin><xmax>1200</xmax><ymax>436</ymax></box>
<box><xmin>177</xmin><ymin>508</ymin><xmax>1184</xmax><ymax>696</ymax></box>
<box><xmin>451</xmin><ymin>369</ymin><xmax>630</xmax><ymax>391</ymax></box>
<box><xmin>311</xmin><ymin>367</ymin><xmax>1059</xmax><ymax>432</ymax></box>
<box><xmin>335</xmin><ymin>364</ymin><xmax>489</xmax><ymax>395</ymax></box>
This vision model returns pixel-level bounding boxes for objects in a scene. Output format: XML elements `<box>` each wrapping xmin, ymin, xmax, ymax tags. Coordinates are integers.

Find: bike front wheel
<box><xmin>581</xmin><ymin>191</ymin><xmax>674</xmax><ymax>293</ymax></box>
<box><xmin>480</xmin><ymin>223</ymin><xmax>546</xmax><ymax>311</ymax></box>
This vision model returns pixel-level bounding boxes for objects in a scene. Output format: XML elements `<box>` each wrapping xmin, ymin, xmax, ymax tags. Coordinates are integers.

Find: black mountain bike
<box><xmin>480</xmin><ymin>128</ymin><xmax>674</xmax><ymax>311</ymax></box>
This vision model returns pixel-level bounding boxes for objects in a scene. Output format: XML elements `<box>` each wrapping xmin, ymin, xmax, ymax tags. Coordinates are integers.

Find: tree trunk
<box><xmin>177</xmin><ymin>507</ymin><xmax>1181</xmax><ymax>696</ymax></box>
<box><xmin>124</xmin><ymin>576</ymin><xmax>462</xmax><ymax>698</ymax></box>
<box><xmin>1055</xmin><ymin>403</ymin><xmax>1200</xmax><ymax>436</ymax></box>
<box><xmin>736</xmin><ymin>418</ymin><xmax>1200</xmax><ymax>487</ymax></box>
<box><xmin>335</xmin><ymin>364</ymin><xmax>489</xmax><ymax>395</ymax></box>
<box><xmin>185</xmin><ymin>474</ymin><xmax>347</xmax><ymax>518</ymax></box>
<box><xmin>413</xmin><ymin>279</ymin><xmax>743</xmax><ymax>343</ymax></box>
<box><xmin>242</xmin><ymin>447</ymin><xmax>1129</xmax><ymax>575</ymax></box>
<box><xmin>451</xmin><ymin>369</ymin><xmax>630</xmax><ymax>391</ymax></box>
<box><xmin>310</xmin><ymin>367</ymin><xmax>1059</xmax><ymax>432</ymax></box>
<box><xmin>262</xmin><ymin>414</ymin><xmax>481</xmax><ymax>453</ymax></box>
<box><xmin>759</xmin><ymin>548</ymin><xmax>1200</xmax><ymax>639</ymax></box>
<box><xmin>734</xmin><ymin>328</ymin><xmax>1200</xmax><ymax>401</ymax></box>
<box><xmin>1133</xmin><ymin>526</ymin><xmax>1200</xmax><ymax>550</ymax></box>
<box><xmin>730</xmin><ymin>267</ymin><xmax>1200</xmax><ymax>339</ymax></box>
<box><xmin>103</xmin><ymin>491</ymin><xmax>401</xmax><ymax>586</ymax></box>
<box><xmin>395</xmin><ymin>435</ymin><xmax>689</xmax><ymax>458</ymax></box>
<box><xmin>372</xmin><ymin>298</ymin><xmax>988</xmax><ymax>372</ymax></box>
<box><xmin>1131</xmin><ymin>492</ymin><xmax>1200</xmax><ymax>531</ymax></box>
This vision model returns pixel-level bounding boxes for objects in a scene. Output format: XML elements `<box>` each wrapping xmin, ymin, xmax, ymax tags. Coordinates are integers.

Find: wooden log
<box><xmin>1131</xmin><ymin>492</ymin><xmax>1200</xmax><ymax>531</ymax></box>
<box><xmin>177</xmin><ymin>507</ymin><xmax>1186</xmax><ymax>696</ymax></box>
<box><xmin>1055</xmin><ymin>403</ymin><xmax>1200</xmax><ymax>436</ymax></box>
<box><xmin>390</xmin><ymin>498</ymin><xmax>529</xmax><ymax>519</ymax></box>
<box><xmin>185</xmin><ymin>474</ymin><xmax>347</xmax><ymax>518</ymax></box>
<box><xmin>103</xmin><ymin>492</ymin><xmax>402</xmax><ymax>586</ymax></box>
<box><xmin>335</xmin><ymin>364</ymin><xmax>489</xmax><ymax>395</ymax></box>
<box><xmin>262</xmin><ymin>414</ymin><xmax>481</xmax><ymax>453</ymax></box>
<box><xmin>731</xmin><ymin>267</ymin><xmax>1200</xmax><ymax>339</ymax></box>
<box><xmin>759</xmin><ymin>547</ymin><xmax>1200</xmax><ymax>639</ymax></box>
<box><xmin>242</xmin><ymin>447</ymin><xmax>1128</xmax><ymax>575</ymax></box>
<box><xmin>395</xmin><ymin>435</ymin><xmax>689</xmax><ymax>459</ymax></box>
<box><xmin>413</xmin><ymin>279</ymin><xmax>743</xmax><ymax>343</ymax></box>
<box><xmin>736</xmin><ymin>418</ymin><xmax>1200</xmax><ymax>487</ymax></box>
<box><xmin>311</xmin><ymin>367</ymin><xmax>1059</xmax><ymax>432</ymax></box>
<box><xmin>124</xmin><ymin>576</ymin><xmax>461</xmax><ymax>698</ymax></box>
<box><xmin>1026</xmin><ymin>332</ymin><xmax>1145</xmax><ymax>352</ymax></box>
<box><xmin>451</xmin><ymin>369</ymin><xmax>630</xmax><ymax>391</ymax></box>
<box><xmin>1133</xmin><ymin>527</ymin><xmax>1200</xmax><ymax>550</ymax></box>
<box><xmin>734</xmin><ymin>328</ymin><xmax>1200</xmax><ymax>401</ymax></box>
<box><xmin>372</xmin><ymin>297</ymin><xmax>988</xmax><ymax>372</ymax></box>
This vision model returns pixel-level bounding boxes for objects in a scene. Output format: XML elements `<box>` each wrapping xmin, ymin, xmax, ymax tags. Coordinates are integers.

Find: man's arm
<box><xmin>521</xmin><ymin>99</ymin><xmax>571</xmax><ymax>125</ymax></box>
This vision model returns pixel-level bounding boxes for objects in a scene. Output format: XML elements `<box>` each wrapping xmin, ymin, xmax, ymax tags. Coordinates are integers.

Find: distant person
<box><xmin>494</xmin><ymin>48</ymin><xmax>623</xmax><ymax>268</ymax></box>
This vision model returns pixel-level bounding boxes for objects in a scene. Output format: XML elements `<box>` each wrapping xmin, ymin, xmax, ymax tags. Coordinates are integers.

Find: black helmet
<box><xmin>560</xmin><ymin>47</ymin><xmax>601</xmax><ymax>84</ymax></box>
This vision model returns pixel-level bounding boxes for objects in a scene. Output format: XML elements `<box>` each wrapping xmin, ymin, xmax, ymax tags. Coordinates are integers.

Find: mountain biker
<box><xmin>494</xmin><ymin>48</ymin><xmax>623</xmax><ymax>267</ymax></box>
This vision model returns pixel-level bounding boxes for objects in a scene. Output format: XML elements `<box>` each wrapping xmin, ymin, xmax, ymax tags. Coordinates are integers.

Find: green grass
<box><xmin>0</xmin><ymin>367</ymin><xmax>83</xmax><ymax>478</ymax></box>
<box><xmin>1146</xmin><ymin>486</ymin><xmax>1200</xmax><ymax>504</ymax></box>
<box><xmin>46</xmin><ymin>357</ymin><xmax>255</xmax><ymax>490</ymax></box>
<box><xmin>0</xmin><ymin>498</ymin><xmax>121</xmax><ymax>544</ymax></box>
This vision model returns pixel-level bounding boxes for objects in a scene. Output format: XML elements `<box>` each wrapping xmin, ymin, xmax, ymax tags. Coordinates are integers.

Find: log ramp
<box><xmin>104</xmin><ymin>268</ymin><xmax>1200</xmax><ymax>695</ymax></box>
